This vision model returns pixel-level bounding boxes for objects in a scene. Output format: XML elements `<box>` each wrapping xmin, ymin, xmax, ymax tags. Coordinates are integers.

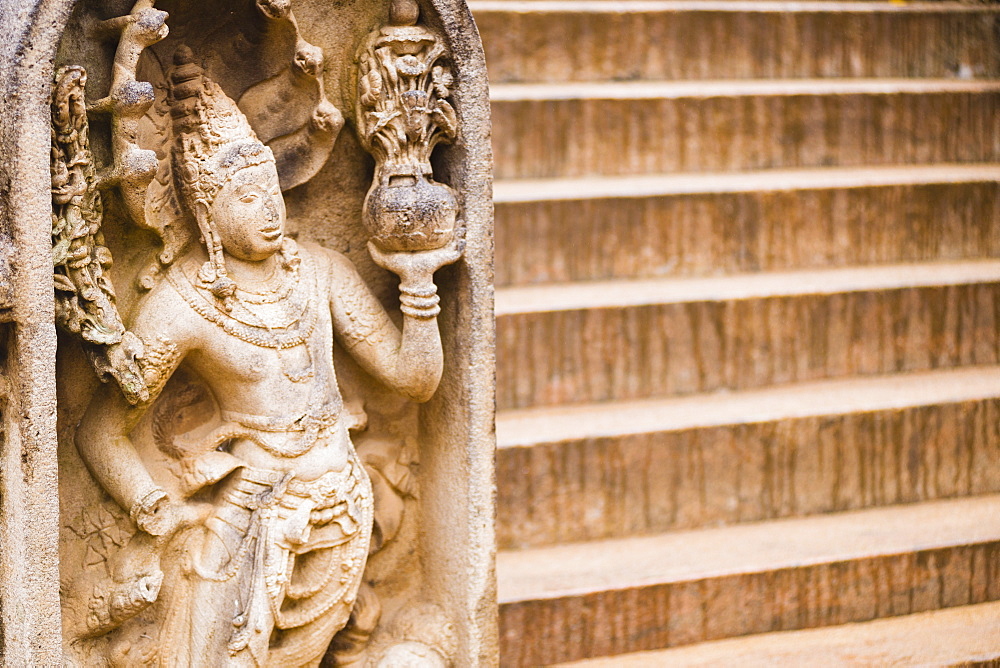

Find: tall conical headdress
<box><xmin>167</xmin><ymin>45</ymin><xmax>275</xmax><ymax>308</ymax></box>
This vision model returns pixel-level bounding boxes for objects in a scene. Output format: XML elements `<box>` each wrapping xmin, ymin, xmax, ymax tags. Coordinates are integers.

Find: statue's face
<box><xmin>211</xmin><ymin>161</ymin><xmax>286</xmax><ymax>262</ymax></box>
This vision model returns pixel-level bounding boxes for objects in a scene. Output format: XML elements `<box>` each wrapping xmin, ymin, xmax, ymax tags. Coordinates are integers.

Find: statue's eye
<box><xmin>240</xmin><ymin>193</ymin><xmax>258</xmax><ymax>203</ymax></box>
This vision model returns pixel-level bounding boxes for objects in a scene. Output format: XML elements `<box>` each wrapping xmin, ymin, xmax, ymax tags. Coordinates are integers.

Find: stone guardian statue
<box><xmin>68</xmin><ymin>36</ymin><xmax>460</xmax><ymax>668</ymax></box>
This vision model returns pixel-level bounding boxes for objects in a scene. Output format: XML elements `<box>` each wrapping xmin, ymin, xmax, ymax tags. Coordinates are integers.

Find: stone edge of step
<box><xmin>492</xmin><ymin>163</ymin><xmax>1000</xmax><ymax>203</ymax></box>
<box><xmin>490</xmin><ymin>77</ymin><xmax>1000</xmax><ymax>101</ymax></box>
<box><xmin>497</xmin><ymin>494</ymin><xmax>1000</xmax><ymax>603</ymax></box>
<box><xmin>496</xmin><ymin>365</ymin><xmax>1000</xmax><ymax>447</ymax></box>
<box><xmin>471</xmin><ymin>0</ymin><xmax>1000</xmax><ymax>15</ymax></box>
<box><xmin>551</xmin><ymin>600</ymin><xmax>1000</xmax><ymax>667</ymax></box>
<box><xmin>495</xmin><ymin>259</ymin><xmax>1000</xmax><ymax>315</ymax></box>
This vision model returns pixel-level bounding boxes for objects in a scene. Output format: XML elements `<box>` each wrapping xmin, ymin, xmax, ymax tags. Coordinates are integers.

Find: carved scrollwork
<box><xmin>50</xmin><ymin>65</ymin><xmax>148</xmax><ymax>404</ymax></box>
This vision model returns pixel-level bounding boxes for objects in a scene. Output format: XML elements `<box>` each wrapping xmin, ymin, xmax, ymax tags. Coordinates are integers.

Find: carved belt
<box><xmin>221</xmin><ymin>404</ymin><xmax>340</xmax><ymax>433</ymax></box>
<box><xmin>221</xmin><ymin>458</ymin><xmax>369</xmax><ymax>556</ymax></box>
<box><xmin>202</xmin><ymin>403</ymin><xmax>346</xmax><ymax>458</ymax></box>
<box><xmin>229</xmin><ymin>458</ymin><xmax>364</xmax><ymax>511</ymax></box>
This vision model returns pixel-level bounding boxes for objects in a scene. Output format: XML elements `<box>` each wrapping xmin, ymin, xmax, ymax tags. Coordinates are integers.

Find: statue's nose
<box><xmin>264</xmin><ymin>197</ymin><xmax>279</xmax><ymax>221</ymax></box>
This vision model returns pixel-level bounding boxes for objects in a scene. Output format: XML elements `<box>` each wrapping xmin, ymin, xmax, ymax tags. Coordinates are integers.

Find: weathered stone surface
<box><xmin>495</xmin><ymin>166</ymin><xmax>1000</xmax><ymax>286</ymax></box>
<box><xmin>498</xmin><ymin>368</ymin><xmax>1000</xmax><ymax>548</ymax></box>
<box><xmin>0</xmin><ymin>1</ymin><xmax>71</xmax><ymax>662</ymax></box>
<box><xmin>498</xmin><ymin>262</ymin><xmax>1000</xmax><ymax>410</ymax></box>
<box><xmin>491</xmin><ymin>81</ymin><xmax>1000</xmax><ymax>179</ymax></box>
<box><xmin>475</xmin><ymin>2</ymin><xmax>1000</xmax><ymax>84</ymax></box>
<box><xmin>498</xmin><ymin>496</ymin><xmax>1000</xmax><ymax>665</ymax></box>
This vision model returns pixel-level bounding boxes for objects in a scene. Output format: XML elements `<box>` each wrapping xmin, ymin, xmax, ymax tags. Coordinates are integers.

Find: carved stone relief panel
<box><xmin>32</xmin><ymin>0</ymin><xmax>495</xmax><ymax>664</ymax></box>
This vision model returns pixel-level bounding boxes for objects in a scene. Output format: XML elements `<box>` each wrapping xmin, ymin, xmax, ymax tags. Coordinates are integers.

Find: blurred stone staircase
<box><xmin>472</xmin><ymin>1</ymin><xmax>1000</xmax><ymax>665</ymax></box>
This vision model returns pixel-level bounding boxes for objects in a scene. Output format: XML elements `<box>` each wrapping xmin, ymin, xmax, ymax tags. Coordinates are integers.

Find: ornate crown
<box><xmin>167</xmin><ymin>45</ymin><xmax>277</xmax><ymax>307</ymax></box>
<box><xmin>168</xmin><ymin>45</ymin><xmax>274</xmax><ymax>209</ymax></box>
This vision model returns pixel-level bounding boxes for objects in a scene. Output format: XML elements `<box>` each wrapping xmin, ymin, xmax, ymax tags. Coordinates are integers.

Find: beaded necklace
<box><xmin>167</xmin><ymin>245</ymin><xmax>320</xmax><ymax>354</ymax></box>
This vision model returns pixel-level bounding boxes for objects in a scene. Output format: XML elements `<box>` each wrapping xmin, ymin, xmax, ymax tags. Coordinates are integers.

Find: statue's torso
<box><xmin>166</xmin><ymin>242</ymin><xmax>352</xmax><ymax>480</ymax></box>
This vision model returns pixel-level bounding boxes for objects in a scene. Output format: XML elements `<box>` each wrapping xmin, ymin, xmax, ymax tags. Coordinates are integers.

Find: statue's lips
<box><xmin>260</xmin><ymin>227</ymin><xmax>282</xmax><ymax>241</ymax></box>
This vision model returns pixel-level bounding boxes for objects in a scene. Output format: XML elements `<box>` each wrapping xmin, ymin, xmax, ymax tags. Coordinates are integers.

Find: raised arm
<box><xmin>329</xmin><ymin>243</ymin><xmax>460</xmax><ymax>403</ymax></box>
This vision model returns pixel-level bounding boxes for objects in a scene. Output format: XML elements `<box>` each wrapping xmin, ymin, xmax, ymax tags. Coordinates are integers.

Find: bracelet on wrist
<box><xmin>399</xmin><ymin>283</ymin><xmax>440</xmax><ymax>319</ymax></box>
<box><xmin>130</xmin><ymin>488</ymin><xmax>168</xmax><ymax>526</ymax></box>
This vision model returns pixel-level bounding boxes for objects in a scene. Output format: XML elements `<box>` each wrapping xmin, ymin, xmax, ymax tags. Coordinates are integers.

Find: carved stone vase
<box><xmin>363</xmin><ymin>171</ymin><xmax>458</xmax><ymax>252</ymax></box>
<box><xmin>355</xmin><ymin>0</ymin><xmax>461</xmax><ymax>253</ymax></box>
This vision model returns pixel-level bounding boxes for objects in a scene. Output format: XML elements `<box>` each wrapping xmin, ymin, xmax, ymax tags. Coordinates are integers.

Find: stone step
<box><xmin>490</xmin><ymin>79</ymin><xmax>1000</xmax><ymax>179</ymax></box>
<box><xmin>472</xmin><ymin>1</ymin><xmax>1000</xmax><ymax>84</ymax></box>
<box><xmin>494</xmin><ymin>164</ymin><xmax>1000</xmax><ymax>287</ymax></box>
<box><xmin>553</xmin><ymin>600</ymin><xmax>1000</xmax><ymax>667</ymax></box>
<box><xmin>498</xmin><ymin>495</ymin><xmax>1000</xmax><ymax>666</ymax></box>
<box><xmin>497</xmin><ymin>366</ymin><xmax>1000</xmax><ymax>549</ymax></box>
<box><xmin>496</xmin><ymin>259</ymin><xmax>1000</xmax><ymax>410</ymax></box>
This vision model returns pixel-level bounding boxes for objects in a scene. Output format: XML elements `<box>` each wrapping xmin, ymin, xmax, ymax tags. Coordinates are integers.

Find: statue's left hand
<box><xmin>133</xmin><ymin>490</ymin><xmax>176</xmax><ymax>537</ymax></box>
<box><xmin>367</xmin><ymin>233</ymin><xmax>463</xmax><ymax>285</ymax></box>
<box><xmin>134</xmin><ymin>493</ymin><xmax>207</xmax><ymax>539</ymax></box>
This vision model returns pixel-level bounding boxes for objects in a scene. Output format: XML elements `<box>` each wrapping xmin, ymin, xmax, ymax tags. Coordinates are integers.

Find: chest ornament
<box><xmin>167</xmin><ymin>245</ymin><xmax>320</xmax><ymax>352</ymax></box>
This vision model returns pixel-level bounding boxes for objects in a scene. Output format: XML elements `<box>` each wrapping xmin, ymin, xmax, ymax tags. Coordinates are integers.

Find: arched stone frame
<box><xmin>0</xmin><ymin>0</ymin><xmax>495</xmax><ymax>663</ymax></box>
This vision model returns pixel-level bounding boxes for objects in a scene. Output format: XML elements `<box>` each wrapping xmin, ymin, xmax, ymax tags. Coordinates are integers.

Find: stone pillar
<box><xmin>0</xmin><ymin>0</ymin><xmax>70</xmax><ymax>663</ymax></box>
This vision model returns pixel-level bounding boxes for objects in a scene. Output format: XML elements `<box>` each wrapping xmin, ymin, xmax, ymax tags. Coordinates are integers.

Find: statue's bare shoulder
<box><xmin>299</xmin><ymin>241</ymin><xmax>368</xmax><ymax>292</ymax></box>
<box><xmin>299</xmin><ymin>242</ymin><xmax>394</xmax><ymax>348</ymax></box>
<box><xmin>129</xmin><ymin>267</ymin><xmax>203</xmax><ymax>349</ymax></box>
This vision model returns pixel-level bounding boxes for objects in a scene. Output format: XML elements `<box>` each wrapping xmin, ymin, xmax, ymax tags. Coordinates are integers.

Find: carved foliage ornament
<box><xmin>356</xmin><ymin>0</ymin><xmax>461</xmax><ymax>253</ymax></box>
<box><xmin>50</xmin><ymin>65</ymin><xmax>148</xmax><ymax>404</ymax></box>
